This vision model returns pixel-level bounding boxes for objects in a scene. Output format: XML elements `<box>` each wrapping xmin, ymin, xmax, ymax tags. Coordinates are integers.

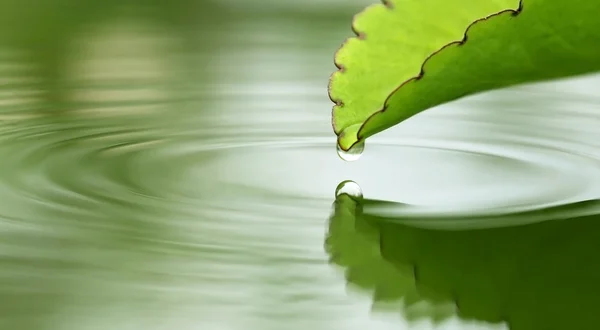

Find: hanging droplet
<box><xmin>335</xmin><ymin>180</ymin><xmax>363</xmax><ymax>200</ymax></box>
<box><xmin>336</xmin><ymin>140</ymin><xmax>364</xmax><ymax>161</ymax></box>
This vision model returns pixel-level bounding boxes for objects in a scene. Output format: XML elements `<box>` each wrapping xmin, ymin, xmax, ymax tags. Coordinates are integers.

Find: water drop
<box><xmin>337</xmin><ymin>140</ymin><xmax>364</xmax><ymax>161</ymax></box>
<box><xmin>335</xmin><ymin>180</ymin><xmax>363</xmax><ymax>200</ymax></box>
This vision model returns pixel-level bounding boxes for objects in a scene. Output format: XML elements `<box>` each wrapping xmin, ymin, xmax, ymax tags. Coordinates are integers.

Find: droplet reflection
<box><xmin>335</xmin><ymin>180</ymin><xmax>363</xmax><ymax>200</ymax></box>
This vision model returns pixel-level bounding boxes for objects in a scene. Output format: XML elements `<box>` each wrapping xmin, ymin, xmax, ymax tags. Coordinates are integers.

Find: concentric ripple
<box><xmin>131</xmin><ymin>132</ymin><xmax>600</xmax><ymax>218</ymax></box>
<box><xmin>2</xmin><ymin>111</ymin><xmax>596</xmax><ymax>222</ymax></box>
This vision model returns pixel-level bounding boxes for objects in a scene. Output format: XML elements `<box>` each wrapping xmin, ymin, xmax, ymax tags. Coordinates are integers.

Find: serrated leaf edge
<box><xmin>328</xmin><ymin>0</ymin><xmax>524</xmax><ymax>151</ymax></box>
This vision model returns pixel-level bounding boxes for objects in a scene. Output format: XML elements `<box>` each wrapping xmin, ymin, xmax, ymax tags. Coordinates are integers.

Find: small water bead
<box><xmin>336</xmin><ymin>140</ymin><xmax>364</xmax><ymax>161</ymax></box>
<box><xmin>335</xmin><ymin>180</ymin><xmax>363</xmax><ymax>200</ymax></box>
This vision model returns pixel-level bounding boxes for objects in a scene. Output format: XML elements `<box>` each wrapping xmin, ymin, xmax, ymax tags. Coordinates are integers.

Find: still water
<box><xmin>1</xmin><ymin>1</ymin><xmax>600</xmax><ymax>329</ymax></box>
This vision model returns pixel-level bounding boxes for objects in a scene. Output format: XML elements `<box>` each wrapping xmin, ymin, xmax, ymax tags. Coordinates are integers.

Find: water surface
<box><xmin>1</xmin><ymin>1</ymin><xmax>599</xmax><ymax>329</ymax></box>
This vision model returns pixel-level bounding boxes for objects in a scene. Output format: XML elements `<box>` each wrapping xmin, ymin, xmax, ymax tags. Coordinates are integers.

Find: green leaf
<box><xmin>329</xmin><ymin>0</ymin><xmax>600</xmax><ymax>151</ymax></box>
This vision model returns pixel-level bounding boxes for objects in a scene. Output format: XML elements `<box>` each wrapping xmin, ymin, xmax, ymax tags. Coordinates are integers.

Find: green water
<box><xmin>1</xmin><ymin>1</ymin><xmax>599</xmax><ymax>329</ymax></box>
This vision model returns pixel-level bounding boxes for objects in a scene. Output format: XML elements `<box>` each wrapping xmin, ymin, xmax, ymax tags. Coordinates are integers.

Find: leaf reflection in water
<box><xmin>327</xmin><ymin>187</ymin><xmax>600</xmax><ymax>330</ymax></box>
